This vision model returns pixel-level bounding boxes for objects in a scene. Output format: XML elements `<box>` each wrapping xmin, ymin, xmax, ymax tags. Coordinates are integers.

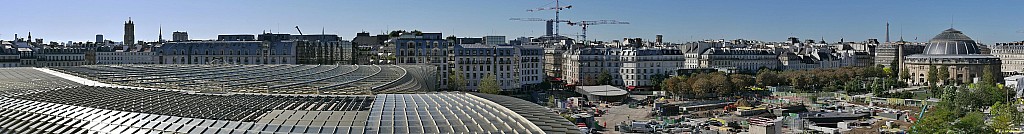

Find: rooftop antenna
<box><xmin>900</xmin><ymin>26</ymin><xmax>905</xmax><ymax>41</ymax></box>
<box><xmin>950</xmin><ymin>14</ymin><xmax>954</xmax><ymax>28</ymax></box>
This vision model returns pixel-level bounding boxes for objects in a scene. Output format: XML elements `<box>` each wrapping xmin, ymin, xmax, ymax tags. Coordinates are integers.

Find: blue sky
<box><xmin>3</xmin><ymin>0</ymin><xmax>1024</xmax><ymax>44</ymax></box>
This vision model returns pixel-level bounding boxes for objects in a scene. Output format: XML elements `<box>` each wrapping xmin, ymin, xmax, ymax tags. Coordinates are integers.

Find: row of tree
<box><xmin>661</xmin><ymin>72</ymin><xmax>754</xmax><ymax>98</ymax></box>
<box><xmin>755</xmin><ymin>66</ymin><xmax>899</xmax><ymax>93</ymax></box>
<box><xmin>447</xmin><ymin>70</ymin><xmax>500</xmax><ymax>94</ymax></box>
<box><xmin>658</xmin><ymin>66</ymin><xmax>899</xmax><ymax>98</ymax></box>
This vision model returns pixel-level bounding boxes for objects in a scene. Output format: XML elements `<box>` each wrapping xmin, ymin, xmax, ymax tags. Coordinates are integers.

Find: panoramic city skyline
<box><xmin>4</xmin><ymin>0</ymin><xmax>1024</xmax><ymax>43</ymax></box>
<box><xmin>2</xmin><ymin>1</ymin><xmax>1023</xmax><ymax>133</ymax></box>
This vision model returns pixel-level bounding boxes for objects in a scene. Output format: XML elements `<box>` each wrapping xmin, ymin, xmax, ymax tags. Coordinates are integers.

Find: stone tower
<box><xmin>124</xmin><ymin>18</ymin><xmax>135</xmax><ymax>45</ymax></box>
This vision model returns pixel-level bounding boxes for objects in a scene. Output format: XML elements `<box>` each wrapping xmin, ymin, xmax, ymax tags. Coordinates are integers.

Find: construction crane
<box><xmin>509</xmin><ymin>17</ymin><xmax>572</xmax><ymax>36</ymax></box>
<box><xmin>524</xmin><ymin>0</ymin><xmax>571</xmax><ymax>36</ymax></box>
<box><xmin>566</xmin><ymin>20</ymin><xmax>629</xmax><ymax>45</ymax></box>
<box><xmin>294</xmin><ymin>26</ymin><xmax>303</xmax><ymax>35</ymax></box>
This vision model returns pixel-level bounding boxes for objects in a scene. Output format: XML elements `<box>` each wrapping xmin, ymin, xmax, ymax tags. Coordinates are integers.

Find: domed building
<box><xmin>903</xmin><ymin>28</ymin><xmax>1001</xmax><ymax>85</ymax></box>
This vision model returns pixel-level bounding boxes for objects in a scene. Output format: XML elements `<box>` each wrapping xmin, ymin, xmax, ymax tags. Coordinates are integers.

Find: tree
<box><xmin>883</xmin><ymin>67</ymin><xmax>894</xmax><ymax>78</ymax></box>
<box><xmin>651</xmin><ymin>73</ymin><xmax>668</xmax><ymax>90</ymax></box>
<box><xmin>807</xmin><ymin>75</ymin><xmax>821</xmax><ymax>90</ymax></box>
<box><xmin>990</xmin><ymin>102</ymin><xmax>1021</xmax><ymax>131</ymax></box>
<box><xmin>871</xmin><ymin>79</ymin><xmax>884</xmax><ymax>95</ymax></box>
<box><xmin>937</xmin><ymin>65</ymin><xmax>949</xmax><ymax>84</ymax></box>
<box><xmin>479</xmin><ymin>73</ymin><xmax>501</xmax><ymax>94</ymax></box>
<box><xmin>913</xmin><ymin>101</ymin><xmax>960</xmax><ymax>133</ymax></box>
<box><xmin>756</xmin><ymin>69</ymin><xmax>779</xmax><ymax>87</ymax></box>
<box><xmin>537</xmin><ymin>76</ymin><xmax>552</xmax><ymax>90</ymax></box>
<box><xmin>711</xmin><ymin>73</ymin><xmax>734</xmax><ymax>96</ymax></box>
<box><xmin>662</xmin><ymin>76</ymin><xmax>682</xmax><ymax>95</ymax></box>
<box><xmin>981</xmin><ymin>65</ymin><xmax>1000</xmax><ymax>85</ymax></box>
<box><xmin>597</xmin><ymin>69</ymin><xmax>613</xmax><ymax>85</ymax></box>
<box><xmin>889</xmin><ymin>59</ymin><xmax>900</xmax><ymax>77</ymax></box>
<box><xmin>843</xmin><ymin>80</ymin><xmax>863</xmax><ymax>93</ymax></box>
<box><xmin>790</xmin><ymin>75</ymin><xmax>807</xmax><ymax>92</ymax></box>
<box><xmin>730</xmin><ymin>74</ymin><xmax>754</xmax><ymax>90</ymax></box>
<box><xmin>691</xmin><ymin>78</ymin><xmax>712</xmax><ymax>97</ymax></box>
<box><xmin>899</xmin><ymin>67</ymin><xmax>910</xmax><ymax>81</ymax></box>
<box><xmin>547</xmin><ymin>95</ymin><xmax>557</xmax><ymax>107</ymax></box>
<box><xmin>952</xmin><ymin>112</ymin><xmax>996</xmax><ymax>133</ymax></box>
<box><xmin>676</xmin><ymin>76</ymin><xmax>692</xmax><ymax>96</ymax></box>
<box><xmin>448</xmin><ymin>70</ymin><xmax>467</xmax><ymax>91</ymax></box>
<box><xmin>927</xmin><ymin>65</ymin><xmax>938</xmax><ymax>86</ymax></box>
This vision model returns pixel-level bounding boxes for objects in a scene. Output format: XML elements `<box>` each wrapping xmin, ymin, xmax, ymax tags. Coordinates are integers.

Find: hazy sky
<box><xmin>3</xmin><ymin>0</ymin><xmax>1024</xmax><ymax>44</ymax></box>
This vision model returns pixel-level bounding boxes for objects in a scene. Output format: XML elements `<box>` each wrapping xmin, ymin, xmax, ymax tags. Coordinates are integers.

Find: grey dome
<box><xmin>922</xmin><ymin>28</ymin><xmax>981</xmax><ymax>55</ymax></box>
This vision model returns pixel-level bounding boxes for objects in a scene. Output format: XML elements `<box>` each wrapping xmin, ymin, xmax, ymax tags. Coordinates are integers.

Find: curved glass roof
<box><xmin>52</xmin><ymin>65</ymin><xmax>436</xmax><ymax>95</ymax></box>
<box><xmin>0</xmin><ymin>67</ymin><xmax>579</xmax><ymax>133</ymax></box>
<box><xmin>921</xmin><ymin>28</ymin><xmax>982</xmax><ymax>55</ymax></box>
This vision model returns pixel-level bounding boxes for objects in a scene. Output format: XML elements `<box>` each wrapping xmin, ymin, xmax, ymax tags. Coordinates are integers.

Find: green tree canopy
<box><xmin>899</xmin><ymin>67</ymin><xmax>910</xmax><ymax>80</ymax></box>
<box><xmin>990</xmin><ymin>101</ymin><xmax>1023</xmax><ymax>131</ymax></box>
<box><xmin>755</xmin><ymin>69</ymin><xmax>780</xmax><ymax>87</ymax></box>
<box><xmin>651</xmin><ymin>73</ymin><xmax>668</xmax><ymax>90</ymax></box>
<box><xmin>981</xmin><ymin>65</ymin><xmax>1000</xmax><ymax>85</ymax></box>
<box><xmin>662</xmin><ymin>76</ymin><xmax>682</xmax><ymax>95</ymax></box>
<box><xmin>448</xmin><ymin>70</ymin><xmax>467</xmax><ymax>91</ymax></box>
<box><xmin>711</xmin><ymin>73</ymin><xmax>734</xmax><ymax>96</ymax></box>
<box><xmin>937</xmin><ymin>65</ymin><xmax>949</xmax><ymax>84</ymax></box>
<box><xmin>730</xmin><ymin>74</ymin><xmax>754</xmax><ymax>90</ymax></box>
<box><xmin>597</xmin><ymin>69</ymin><xmax>613</xmax><ymax>85</ymax></box>
<box><xmin>927</xmin><ymin>65</ymin><xmax>938</xmax><ymax>85</ymax></box>
<box><xmin>479</xmin><ymin>73</ymin><xmax>501</xmax><ymax>94</ymax></box>
<box><xmin>952</xmin><ymin>112</ymin><xmax>996</xmax><ymax>133</ymax></box>
<box><xmin>691</xmin><ymin>78</ymin><xmax>712</xmax><ymax>97</ymax></box>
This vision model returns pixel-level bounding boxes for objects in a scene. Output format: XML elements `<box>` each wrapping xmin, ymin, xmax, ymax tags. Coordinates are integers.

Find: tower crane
<box><xmin>509</xmin><ymin>18</ymin><xmax>572</xmax><ymax>36</ymax></box>
<box><xmin>509</xmin><ymin>17</ymin><xmax>569</xmax><ymax>22</ymax></box>
<box><xmin>294</xmin><ymin>26</ymin><xmax>303</xmax><ymax>35</ymax></box>
<box><xmin>524</xmin><ymin>0</ymin><xmax>571</xmax><ymax>36</ymax></box>
<box><xmin>566</xmin><ymin>20</ymin><xmax>629</xmax><ymax>45</ymax></box>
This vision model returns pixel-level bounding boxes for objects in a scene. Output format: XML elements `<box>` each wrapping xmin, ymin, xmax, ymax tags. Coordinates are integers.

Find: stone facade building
<box><xmin>991</xmin><ymin>41</ymin><xmax>1024</xmax><ymax>75</ymax></box>
<box><xmin>902</xmin><ymin>28</ymin><xmax>1001</xmax><ymax>85</ymax></box>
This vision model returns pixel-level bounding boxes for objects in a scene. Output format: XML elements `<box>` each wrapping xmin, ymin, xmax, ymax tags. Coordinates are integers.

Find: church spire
<box><xmin>159</xmin><ymin>24</ymin><xmax>163</xmax><ymax>42</ymax></box>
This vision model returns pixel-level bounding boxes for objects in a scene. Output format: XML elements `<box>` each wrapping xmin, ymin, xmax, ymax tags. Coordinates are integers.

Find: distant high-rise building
<box><xmin>217</xmin><ymin>35</ymin><xmax>256</xmax><ymax>41</ymax></box>
<box><xmin>95</xmin><ymin>34</ymin><xmax>103</xmax><ymax>44</ymax></box>
<box><xmin>257</xmin><ymin>33</ymin><xmax>292</xmax><ymax>42</ymax></box>
<box><xmin>656</xmin><ymin>35</ymin><xmax>663</xmax><ymax>44</ymax></box>
<box><xmin>172</xmin><ymin>31</ymin><xmax>188</xmax><ymax>41</ymax></box>
<box><xmin>484</xmin><ymin>36</ymin><xmax>505</xmax><ymax>45</ymax></box>
<box><xmin>124</xmin><ymin>18</ymin><xmax>135</xmax><ymax>45</ymax></box>
<box><xmin>546</xmin><ymin>20</ymin><xmax>554</xmax><ymax>36</ymax></box>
